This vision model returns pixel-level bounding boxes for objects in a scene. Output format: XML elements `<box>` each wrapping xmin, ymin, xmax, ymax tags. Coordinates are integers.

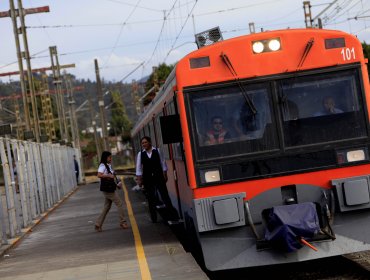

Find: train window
<box><xmin>167</xmin><ymin>101</ymin><xmax>183</xmax><ymax>160</ymax></box>
<box><xmin>186</xmin><ymin>82</ymin><xmax>279</xmax><ymax>161</ymax></box>
<box><xmin>149</xmin><ymin>121</ymin><xmax>156</xmax><ymax>147</ymax></box>
<box><xmin>280</xmin><ymin>69</ymin><xmax>367</xmax><ymax>147</ymax></box>
<box><xmin>155</xmin><ymin>112</ymin><xmax>170</xmax><ymax>160</ymax></box>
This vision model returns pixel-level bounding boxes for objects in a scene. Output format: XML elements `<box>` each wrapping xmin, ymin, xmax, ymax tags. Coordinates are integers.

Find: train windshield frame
<box><xmin>185</xmin><ymin>67</ymin><xmax>368</xmax><ymax>163</ymax></box>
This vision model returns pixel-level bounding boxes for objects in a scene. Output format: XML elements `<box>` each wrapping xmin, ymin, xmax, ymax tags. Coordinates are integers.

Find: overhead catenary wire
<box><xmin>101</xmin><ymin>0</ymin><xmax>143</xmax><ymax>69</ymax></box>
<box><xmin>0</xmin><ymin>48</ymin><xmax>49</xmax><ymax>69</ymax></box>
<box><xmin>163</xmin><ymin>0</ymin><xmax>198</xmax><ymax>62</ymax></box>
<box><xmin>1</xmin><ymin>0</ymin><xmax>370</xmax><ymax>83</ymax></box>
<box><xmin>144</xmin><ymin>0</ymin><xmax>180</xmax><ymax>67</ymax></box>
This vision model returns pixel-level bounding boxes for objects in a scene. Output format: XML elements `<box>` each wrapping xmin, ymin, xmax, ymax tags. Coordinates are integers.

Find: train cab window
<box><xmin>186</xmin><ymin>83</ymin><xmax>279</xmax><ymax>161</ymax></box>
<box><xmin>280</xmin><ymin>69</ymin><xmax>367</xmax><ymax>147</ymax></box>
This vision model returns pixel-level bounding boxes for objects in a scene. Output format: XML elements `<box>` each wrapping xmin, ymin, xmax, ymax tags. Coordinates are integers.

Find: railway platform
<box><xmin>0</xmin><ymin>177</ymin><xmax>208</xmax><ymax>280</ymax></box>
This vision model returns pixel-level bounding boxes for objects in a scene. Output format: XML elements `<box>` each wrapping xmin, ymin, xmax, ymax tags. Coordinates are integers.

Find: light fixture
<box><xmin>252</xmin><ymin>41</ymin><xmax>264</xmax><ymax>53</ymax></box>
<box><xmin>204</xmin><ymin>170</ymin><xmax>220</xmax><ymax>183</ymax></box>
<box><xmin>347</xmin><ymin>150</ymin><xmax>366</xmax><ymax>162</ymax></box>
<box><xmin>252</xmin><ymin>38</ymin><xmax>281</xmax><ymax>54</ymax></box>
<box><xmin>200</xmin><ymin>169</ymin><xmax>221</xmax><ymax>184</ymax></box>
<box><xmin>268</xmin><ymin>39</ymin><xmax>281</xmax><ymax>51</ymax></box>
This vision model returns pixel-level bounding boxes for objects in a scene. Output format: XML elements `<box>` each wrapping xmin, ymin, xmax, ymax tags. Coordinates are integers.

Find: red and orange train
<box><xmin>132</xmin><ymin>28</ymin><xmax>370</xmax><ymax>271</ymax></box>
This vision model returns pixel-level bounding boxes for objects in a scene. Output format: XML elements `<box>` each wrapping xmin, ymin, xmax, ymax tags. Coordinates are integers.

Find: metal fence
<box><xmin>0</xmin><ymin>137</ymin><xmax>80</xmax><ymax>245</ymax></box>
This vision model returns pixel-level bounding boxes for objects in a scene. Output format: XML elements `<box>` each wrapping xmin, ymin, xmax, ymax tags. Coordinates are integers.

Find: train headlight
<box><xmin>252</xmin><ymin>41</ymin><xmax>264</xmax><ymax>54</ymax></box>
<box><xmin>252</xmin><ymin>38</ymin><xmax>281</xmax><ymax>54</ymax></box>
<box><xmin>268</xmin><ymin>39</ymin><xmax>281</xmax><ymax>51</ymax></box>
<box><xmin>336</xmin><ymin>148</ymin><xmax>368</xmax><ymax>164</ymax></box>
<box><xmin>347</xmin><ymin>150</ymin><xmax>365</xmax><ymax>162</ymax></box>
<box><xmin>200</xmin><ymin>169</ymin><xmax>221</xmax><ymax>184</ymax></box>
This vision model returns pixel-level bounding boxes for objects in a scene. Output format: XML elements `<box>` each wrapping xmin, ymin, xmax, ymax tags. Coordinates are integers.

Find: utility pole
<box><xmin>0</xmin><ymin>1</ymin><xmax>49</xmax><ymax>141</ymax></box>
<box><xmin>5</xmin><ymin>0</ymin><xmax>30</xmax><ymax>135</ymax></box>
<box><xmin>303</xmin><ymin>1</ymin><xmax>313</xmax><ymax>28</ymax></box>
<box><xmin>39</xmin><ymin>71</ymin><xmax>56</xmax><ymax>141</ymax></box>
<box><xmin>0</xmin><ymin>63</ymin><xmax>75</xmax><ymax>142</ymax></box>
<box><xmin>17</xmin><ymin>0</ymin><xmax>42</xmax><ymax>142</ymax></box>
<box><xmin>303</xmin><ymin>0</ymin><xmax>339</xmax><ymax>28</ymax></box>
<box><xmin>95</xmin><ymin>59</ymin><xmax>109</xmax><ymax>151</ymax></box>
<box><xmin>65</xmin><ymin>74</ymin><xmax>80</xmax><ymax>149</ymax></box>
<box><xmin>88</xmin><ymin>90</ymin><xmax>101</xmax><ymax>159</ymax></box>
<box><xmin>50</xmin><ymin>46</ymin><xmax>69</xmax><ymax>143</ymax></box>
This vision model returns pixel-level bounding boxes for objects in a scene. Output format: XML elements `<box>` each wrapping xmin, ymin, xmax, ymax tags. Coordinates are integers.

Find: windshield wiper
<box><xmin>297</xmin><ymin>37</ymin><xmax>314</xmax><ymax>69</ymax></box>
<box><xmin>220</xmin><ymin>52</ymin><xmax>257</xmax><ymax>115</ymax></box>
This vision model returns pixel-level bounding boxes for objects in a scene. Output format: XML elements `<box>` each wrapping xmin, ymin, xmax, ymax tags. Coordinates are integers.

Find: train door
<box><xmin>162</xmin><ymin>97</ymin><xmax>191</xmax><ymax>221</ymax></box>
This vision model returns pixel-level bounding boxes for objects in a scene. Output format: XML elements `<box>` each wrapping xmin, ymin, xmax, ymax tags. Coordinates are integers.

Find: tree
<box><xmin>143</xmin><ymin>63</ymin><xmax>174</xmax><ymax>105</ymax></box>
<box><xmin>362</xmin><ymin>42</ymin><xmax>370</xmax><ymax>75</ymax></box>
<box><xmin>109</xmin><ymin>90</ymin><xmax>132</xmax><ymax>140</ymax></box>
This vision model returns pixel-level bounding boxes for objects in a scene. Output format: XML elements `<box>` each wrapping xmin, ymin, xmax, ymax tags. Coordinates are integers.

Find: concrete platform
<box><xmin>0</xmin><ymin>177</ymin><xmax>208</xmax><ymax>280</ymax></box>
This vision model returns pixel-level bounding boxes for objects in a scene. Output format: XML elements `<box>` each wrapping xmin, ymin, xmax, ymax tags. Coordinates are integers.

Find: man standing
<box><xmin>135</xmin><ymin>136</ymin><xmax>178</xmax><ymax>222</ymax></box>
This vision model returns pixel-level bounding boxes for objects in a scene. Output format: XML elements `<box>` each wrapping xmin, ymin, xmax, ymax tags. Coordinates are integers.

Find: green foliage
<box><xmin>81</xmin><ymin>133</ymin><xmax>98</xmax><ymax>156</ymax></box>
<box><xmin>109</xmin><ymin>90</ymin><xmax>132</xmax><ymax>137</ymax></box>
<box><xmin>143</xmin><ymin>63</ymin><xmax>174</xmax><ymax>105</ymax></box>
<box><xmin>362</xmin><ymin>42</ymin><xmax>370</xmax><ymax>75</ymax></box>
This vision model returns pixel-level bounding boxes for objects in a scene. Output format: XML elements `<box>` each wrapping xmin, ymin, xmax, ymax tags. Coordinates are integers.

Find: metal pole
<box><xmin>9</xmin><ymin>0</ymin><xmax>30</xmax><ymax>133</ymax></box>
<box><xmin>17</xmin><ymin>0</ymin><xmax>40</xmax><ymax>142</ymax></box>
<box><xmin>65</xmin><ymin>75</ymin><xmax>76</xmax><ymax>147</ymax></box>
<box><xmin>49</xmin><ymin>46</ymin><xmax>68</xmax><ymax>142</ymax></box>
<box><xmin>95</xmin><ymin>59</ymin><xmax>109</xmax><ymax>151</ymax></box>
<box><xmin>88</xmin><ymin>91</ymin><xmax>102</xmax><ymax>158</ymax></box>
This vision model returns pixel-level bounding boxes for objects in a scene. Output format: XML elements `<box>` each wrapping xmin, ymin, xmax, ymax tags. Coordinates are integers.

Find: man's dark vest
<box><xmin>141</xmin><ymin>149</ymin><xmax>165</xmax><ymax>185</ymax></box>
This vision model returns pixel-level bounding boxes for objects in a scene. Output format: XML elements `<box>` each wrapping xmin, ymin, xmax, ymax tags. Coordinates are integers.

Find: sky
<box><xmin>0</xmin><ymin>0</ymin><xmax>369</xmax><ymax>84</ymax></box>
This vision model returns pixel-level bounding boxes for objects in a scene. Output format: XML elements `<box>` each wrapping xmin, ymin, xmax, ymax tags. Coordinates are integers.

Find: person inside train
<box><xmin>204</xmin><ymin>116</ymin><xmax>230</xmax><ymax>145</ymax></box>
<box><xmin>314</xmin><ymin>96</ymin><xmax>343</xmax><ymax>116</ymax></box>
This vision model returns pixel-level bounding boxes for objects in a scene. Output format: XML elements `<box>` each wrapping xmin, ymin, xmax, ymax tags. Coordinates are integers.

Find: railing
<box><xmin>0</xmin><ymin>137</ymin><xmax>80</xmax><ymax>245</ymax></box>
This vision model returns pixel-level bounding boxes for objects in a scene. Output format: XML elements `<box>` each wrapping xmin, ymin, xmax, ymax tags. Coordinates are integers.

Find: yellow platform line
<box><xmin>122</xmin><ymin>178</ymin><xmax>152</xmax><ymax>280</ymax></box>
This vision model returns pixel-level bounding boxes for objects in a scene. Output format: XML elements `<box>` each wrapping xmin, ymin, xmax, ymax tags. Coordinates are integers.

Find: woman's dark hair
<box><xmin>100</xmin><ymin>151</ymin><xmax>112</xmax><ymax>164</ymax></box>
<box><xmin>140</xmin><ymin>136</ymin><xmax>151</xmax><ymax>144</ymax></box>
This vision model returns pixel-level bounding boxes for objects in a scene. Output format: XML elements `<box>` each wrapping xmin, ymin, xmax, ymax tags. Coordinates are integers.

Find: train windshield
<box><xmin>188</xmin><ymin>83</ymin><xmax>279</xmax><ymax>161</ymax></box>
<box><xmin>280</xmin><ymin>69</ymin><xmax>367</xmax><ymax>147</ymax></box>
<box><xmin>187</xmin><ymin>68</ymin><xmax>367</xmax><ymax>162</ymax></box>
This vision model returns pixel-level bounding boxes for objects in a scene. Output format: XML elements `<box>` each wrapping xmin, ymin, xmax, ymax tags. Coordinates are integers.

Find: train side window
<box><xmin>155</xmin><ymin>113</ymin><xmax>170</xmax><ymax>160</ymax></box>
<box><xmin>149</xmin><ymin>121</ymin><xmax>156</xmax><ymax>147</ymax></box>
<box><xmin>165</xmin><ymin>100</ymin><xmax>183</xmax><ymax>160</ymax></box>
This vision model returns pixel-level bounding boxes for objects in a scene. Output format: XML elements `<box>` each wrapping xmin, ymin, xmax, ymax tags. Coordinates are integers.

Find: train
<box><xmin>131</xmin><ymin>27</ymin><xmax>370</xmax><ymax>271</ymax></box>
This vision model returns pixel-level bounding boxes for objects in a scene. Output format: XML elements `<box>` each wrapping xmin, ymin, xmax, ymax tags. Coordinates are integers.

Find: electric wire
<box><xmin>144</xmin><ymin>0</ymin><xmax>179</xmax><ymax>67</ymax></box>
<box><xmin>101</xmin><ymin>0</ymin><xmax>143</xmax><ymax>69</ymax></box>
<box><xmin>0</xmin><ymin>48</ymin><xmax>49</xmax><ymax>70</ymax></box>
<box><xmin>163</xmin><ymin>0</ymin><xmax>198</xmax><ymax>62</ymax></box>
<box><xmin>28</xmin><ymin>0</ymin><xmax>56</xmax><ymax>45</ymax></box>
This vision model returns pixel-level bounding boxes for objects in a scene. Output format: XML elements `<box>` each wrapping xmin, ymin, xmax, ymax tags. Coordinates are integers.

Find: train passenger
<box><xmin>314</xmin><ymin>96</ymin><xmax>343</xmax><ymax>116</ymax></box>
<box><xmin>135</xmin><ymin>136</ymin><xmax>178</xmax><ymax>222</ymax></box>
<box><xmin>204</xmin><ymin>116</ymin><xmax>230</xmax><ymax>145</ymax></box>
<box><xmin>95</xmin><ymin>151</ymin><xmax>129</xmax><ymax>232</ymax></box>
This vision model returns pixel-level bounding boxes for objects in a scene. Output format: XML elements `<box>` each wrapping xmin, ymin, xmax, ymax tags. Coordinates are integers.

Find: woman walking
<box><xmin>95</xmin><ymin>151</ymin><xmax>128</xmax><ymax>232</ymax></box>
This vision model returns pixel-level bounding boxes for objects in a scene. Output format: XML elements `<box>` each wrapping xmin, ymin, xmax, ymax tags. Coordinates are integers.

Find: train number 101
<box><xmin>341</xmin><ymin>47</ymin><xmax>356</xmax><ymax>61</ymax></box>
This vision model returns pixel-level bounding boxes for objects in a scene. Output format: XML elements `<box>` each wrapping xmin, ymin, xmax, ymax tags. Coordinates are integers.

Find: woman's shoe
<box><xmin>95</xmin><ymin>224</ymin><xmax>102</xmax><ymax>232</ymax></box>
<box><xmin>120</xmin><ymin>221</ymin><xmax>129</xmax><ymax>229</ymax></box>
